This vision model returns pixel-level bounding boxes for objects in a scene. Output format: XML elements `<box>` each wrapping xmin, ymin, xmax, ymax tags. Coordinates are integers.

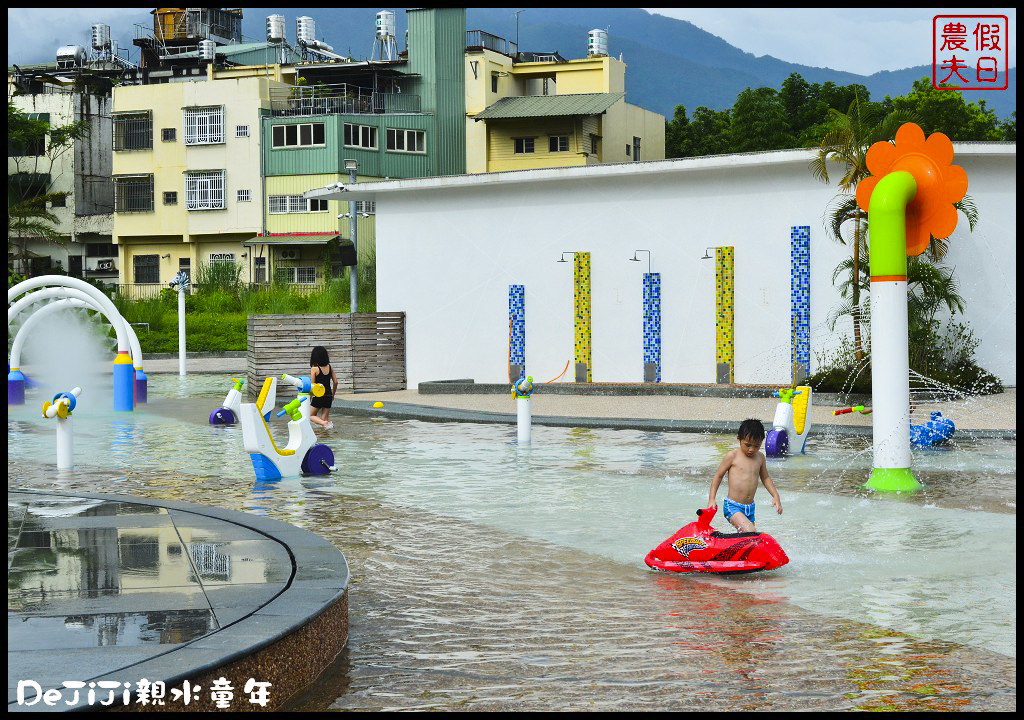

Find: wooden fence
<box><xmin>247</xmin><ymin>313</ymin><xmax>406</xmax><ymax>399</ymax></box>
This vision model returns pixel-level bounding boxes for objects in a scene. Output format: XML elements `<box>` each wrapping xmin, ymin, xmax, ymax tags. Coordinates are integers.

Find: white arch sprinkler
<box><xmin>42</xmin><ymin>386</ymin><xmax>82</xmax><ymax>470</ymax></box>
<box><xmin>9</xmin><ymin>276</ymin><xmax>136</xmax><ymax>411</ymax></box>
<box><xmin>8</xmin><ymin>287</ymin><xmax>148</xmax><ymax>403</ymax></box>
<box><xmin>854</xmin><ymin>123</ymin><xmax>968</xmax><ymax>493</ymax></box>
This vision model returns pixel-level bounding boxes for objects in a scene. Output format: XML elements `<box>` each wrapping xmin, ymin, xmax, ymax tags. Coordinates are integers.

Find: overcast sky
<box><xmin>7</xmin><ymin>7</ymin><xmax>1017</xmax><ymax>76</ymax></box>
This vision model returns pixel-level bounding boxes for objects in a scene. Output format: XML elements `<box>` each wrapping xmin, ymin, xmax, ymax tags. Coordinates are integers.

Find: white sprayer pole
<box><xmin>178</xmin><ymin>285</ymin><xmax>186</xmax><ymax>376</ymax></box>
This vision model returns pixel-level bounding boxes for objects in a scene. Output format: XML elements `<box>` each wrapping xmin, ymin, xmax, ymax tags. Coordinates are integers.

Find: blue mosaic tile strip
<box><xmin>790</xmin><ymin>226</ymin><xmax>810</xmax><ymax>380</ymax></box>
<box><xmin>509</xmin><ymin>285</ymin><xmax>525</xmax><ymax>379</ymax></box>
<box><xmin>643</xmin><ymin>272</ymin><xmax>662</xmax><ymax>383</ymax></box>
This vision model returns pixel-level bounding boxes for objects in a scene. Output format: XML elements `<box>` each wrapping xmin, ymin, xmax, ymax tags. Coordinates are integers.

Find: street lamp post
<box><xmin>344</xmin><ymin>159</ymin><xmax>359</xmax><ymax>312</ymax></box>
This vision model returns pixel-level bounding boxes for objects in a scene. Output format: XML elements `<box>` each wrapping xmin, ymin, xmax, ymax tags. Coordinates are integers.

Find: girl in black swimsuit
<box><xmin>309</xmin><ymin>345</ymin><xmax>338</xmax><ymax>429</ymax></box>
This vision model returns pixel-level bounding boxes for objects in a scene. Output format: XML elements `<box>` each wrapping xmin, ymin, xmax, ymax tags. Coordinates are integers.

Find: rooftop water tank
<box><xmin>266</xmin><ymin>14</ymin><xmax>286</xmax><ymax>43</ymax></box>
<box><xmin>198</xmin><ymin>39</ymin><xmax>216</xmax><ymax>61</ymax></box>
<box><xmin>587</xmin><ymin>28</ymin><xmax>608</xmax><ymax>58</ymax></box>
<box><xmin>296</xmin><ymin>16</ymin><xmax>316</xmax><ymax>45</ymax></box>
<box><xmin>56</xmin><ymin>45</ymin><xmax>88</xmax><ymax>68</ymax></box>
<box><xmin>91</xmin><ymin>23</ymin><xmax>111</xmax><ymax>51</ymax></box>
<box><xmin>376</xmin><ymin>10</ymin><xmax>396</xmax><ymax>39</ymax></box>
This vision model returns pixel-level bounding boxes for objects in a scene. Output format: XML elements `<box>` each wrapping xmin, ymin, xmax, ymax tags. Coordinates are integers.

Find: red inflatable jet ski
<box><xmin>645</xmin><ymin>505</ymin><xmax>789</xmax><ymax>574</ymax></box>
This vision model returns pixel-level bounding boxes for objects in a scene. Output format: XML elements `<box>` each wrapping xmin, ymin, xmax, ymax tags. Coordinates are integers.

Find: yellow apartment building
<box><xmin>465</xmin><ymin>36</ymin><xmax>664</xmax><ymax>173</ymax></box>
<box><xmin>111</xmin><ymin>65</ymin><xmax>291</xmax><ymax>291</ymax></box>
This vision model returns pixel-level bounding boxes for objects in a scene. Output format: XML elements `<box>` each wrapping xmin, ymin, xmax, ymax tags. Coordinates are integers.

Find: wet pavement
<box><xmin>8</xmin><ymin>490</ymin><xmax>348</xmax><ymax>712</ymax></box>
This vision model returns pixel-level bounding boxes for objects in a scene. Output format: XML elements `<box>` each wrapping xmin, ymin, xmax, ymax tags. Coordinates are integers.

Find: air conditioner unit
<box><xmin>97</xmin><ymin>259</ymin><xmax>116</xmax><ymax>272</ymax></box>
<box><xmin>280</xmin><ymin>249</ymin><xmax>298</xmax><ymax>260</ymax></box>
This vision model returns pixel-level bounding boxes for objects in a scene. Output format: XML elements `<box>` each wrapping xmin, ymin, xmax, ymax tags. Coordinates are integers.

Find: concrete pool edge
<box><xmin>332</xmin><ymin>399</ymin><xmax>1017</xmax><ymax>440</ymax></box>
<box><xmin>8</xmin><ymin>489</ymin><xmax>350</xmax><ymax>713</ymax></box>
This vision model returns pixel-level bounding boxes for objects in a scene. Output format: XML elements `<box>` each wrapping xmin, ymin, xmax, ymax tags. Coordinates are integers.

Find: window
<box><xmin>163</xmin><ymin>191</ymin><xmax>178</xmax><ymax>205</ymax></box>
<box><xmin>161</xmin><ymin>128</ymin><xmax>177</xmax><ymax>142</ymax></box>
<box><xmin>253</xmin><ymin>256</ymin><xmax>267</xmax><ymax>284</ymax></box>
<box><xmin>274</xmin><ymin>266</ymin><xmax>317</xmax><ymax>284</ymax></box>
<box><xmin>549</xmin><ymin>135</ymin><xmax>569</xmax><ymax>152</ymax></box>
<box><xmin>183</xmin><ymin>106</ymin><xmax>225</xmax><ymax>145</ymax></box>
<box><xmin>112</xmin><ymin>112</ymin><xmax>152</xmax><ymax>151</ymax></box>
<box><xmin>633</xmin><ymin>136</ymin><xmax>641</xmax><ymax>161</ymax></box>
<box><xmin>269</xmin><ymin>195</ymin><xmax>326</xmax><ymax>213</ymax></box>
<box><xmin>344</xmin><ymin>123</ymin><xmax>377</xmax><ymax>149</ymax></box>
<box><xmin>50</xmin><ymin>194</ymin><xmax>66</xmax><ymax>208</ymax></box>
<box><xmin>114</xmin><ymin>175</ymin><xmax>154</xmax><ymax>212</ymax></box>
<box><xmin>625</xmin><ymin>144</ymin><xmax>630</xmax><ymax>156</ymax></box>
<box><xmin>590</xmin><ymin>134</ymin><xmax>599</xmax><ymax>155</ymax></box>
<box><xmin>491</xmin><ymin>74</ymin><xmax>498</xmax><ymax>93</ymax></box>
<box><xmin>178</xmin><ymin>257</ymin><xmax>191</xmax><ymax>282</ymax></box>
<box><xmin>386</xmin><ymin>128</ymin><xmax>425</xmax><ymax>153</ymax></box>
<box><xmin>513</xmin><ymin>137</ymin><xmax>535</xmax><ymax>154</ymax></box>
<box><xmin>86</xmin><ymin>242</ymin><xmax>116</xmax><ymax>257</ymax></box>
<box><xmin>133</xmin><ymin>254</ymin><xmax>159</xmax><ymax>284</ymax></box>
<box><xmin>209</xmin><ymin>253</ymin><xmax>235</xmax><ymax>265</ymax></box>
<box><xmin>236</xmin><ymin>189</ymin><xmax>251</xmax><ymax>202</ymax></box>
<box><xmin>184</xmin><ymin>170</ymin><xmax>225</xmax><ymax>210</ymax></box>
<box><xmin>356</xmin><ymin>201</ymin><xmax>376</xmax><ymax>214</ymax></box>
<box><xmin>272</xmin><ymin>122</ymin><xmax>326</xmax><ymax>148</ymax></box>
<box><xmin>235</xmin><ymin>125</ymin><xmax>249</xmax><ymax>138</ymax></box>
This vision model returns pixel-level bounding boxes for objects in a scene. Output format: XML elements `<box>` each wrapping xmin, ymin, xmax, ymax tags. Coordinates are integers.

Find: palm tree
<box><xmin>809</xmin><ymin>95</ymin><xmax>917</xmax><ymax>361</ymax></box>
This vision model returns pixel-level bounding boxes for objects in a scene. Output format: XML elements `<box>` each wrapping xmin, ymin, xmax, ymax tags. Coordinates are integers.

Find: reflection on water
<box><xmin>7</xmin><ymin>377</ymin><xmax>1017</xmax><ymax>710</ymax></box>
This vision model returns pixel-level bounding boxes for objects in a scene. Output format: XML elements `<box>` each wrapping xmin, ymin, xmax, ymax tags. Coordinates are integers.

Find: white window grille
<box><xmin>269</xmin><ymin>195</ymin><xmax>318</xmax><ymax>213</ymax></box>
<box><xmin>185</xmin><ymin>170</ymin><xmax>225</xmax><ymax>210</ymax></box>
<box><xmin>235</xmin><ymin>124</ymin><xmax>249</xmax><ymax>138</ymax></box>
<box><xmin>253</xmin><ymin>257</ymin><xmax>267</xmax><ymax>284</ymax></box>
<box><xmin>295</xmin><ymin>267</ymin><xmax>316</xmax><ymax>284</ymax></box>
<box><xmin>236</xmin><ymin>189</ymin><xmax>251</xmax><ymax>202</ymax></box>
<box><xmin>355</xmin><ymin>201</ymin><xmax>376</xmax><ymax>214</ymax></box>
<box><xmin>183</xmin><ymin>106</ymin><xmax>225</xmax><ymax>145</ymax></box>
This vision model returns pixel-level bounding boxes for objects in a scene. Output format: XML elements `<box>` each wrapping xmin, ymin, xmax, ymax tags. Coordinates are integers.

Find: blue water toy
<box><xmin>765</xmin><ymin>386</ymin><xmax>813</xmax><ymax>456</ymax></box>
<box><xmin>910</xmin><ymin>411</ymin><xmax>956</xmax><ymax>447</ymax></box>
<box><xmin>238</xmin><ymin>374</ymin><xmax>334</xmax><ymax>480</ymax></box>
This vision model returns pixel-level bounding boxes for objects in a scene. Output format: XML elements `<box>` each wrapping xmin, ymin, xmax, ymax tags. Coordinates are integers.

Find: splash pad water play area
<box><xmin>8</xmin><ymin>126</ymin><xmax>1016</xmax><ymax>710</ymax></box>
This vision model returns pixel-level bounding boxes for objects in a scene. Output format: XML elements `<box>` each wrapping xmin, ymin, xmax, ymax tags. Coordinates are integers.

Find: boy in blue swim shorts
<box><xmin>708</xmin><ymin>419</ymin><xmax>782</xmax><ymax>532</ymax></box>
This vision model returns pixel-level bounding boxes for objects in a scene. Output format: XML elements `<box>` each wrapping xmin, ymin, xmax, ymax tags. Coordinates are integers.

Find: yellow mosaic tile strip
<box><xmin>574</xmin><ymin>252</ymin><xmax>592</xmax><ymax>382</ymax></box>
<box><xmin>716</xmin><ymin>247</ymin><xmax>734</xmax><ymax>383</ymax></box>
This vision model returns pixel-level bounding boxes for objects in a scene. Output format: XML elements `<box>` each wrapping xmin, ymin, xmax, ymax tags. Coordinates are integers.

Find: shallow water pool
<box><xmin>7</xmin><ymin>374</ymin><xmax>1017</xmax><ymax>710</ymax></box>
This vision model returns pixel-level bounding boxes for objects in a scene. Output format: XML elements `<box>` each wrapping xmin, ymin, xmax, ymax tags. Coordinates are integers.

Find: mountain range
<box><xmin>251</xmin><ymin>8</ymin><xmax>1015</xmax><ymax>122</ymax></box>
<box><xmin>25</xmin><ymin>8</ymin><xmax>1014</xmax><ymax>121</ymax></box>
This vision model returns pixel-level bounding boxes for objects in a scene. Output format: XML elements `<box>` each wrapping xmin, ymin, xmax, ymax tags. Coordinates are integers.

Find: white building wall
<box><xmin>330</xmin><ymin>145</ymin><xmax>1015</xmax><ymax>386</ymax></box>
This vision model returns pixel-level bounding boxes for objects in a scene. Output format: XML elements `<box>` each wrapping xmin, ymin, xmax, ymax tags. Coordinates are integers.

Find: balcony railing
<box><xmin>268</xmin><ymin>83</ymin><xmax>421</xmax><ymax>117</ymax></box>
<box><xmin>466</xmin><ymin>30</ymin><xmax>518</xmax><ymax>57</ymax></box>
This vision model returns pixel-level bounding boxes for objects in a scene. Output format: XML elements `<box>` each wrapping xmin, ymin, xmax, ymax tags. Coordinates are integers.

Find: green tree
<box><xmin>664</xmin><ymin>104</ymin><xmax>690</xmax><ymax>159</ymax></box>
<box><xmin>779</xmin><ymin>73</ymin><xmax>828</xmax><ymax>140</ymax></box>
<box><xmin>884</xmin><ymin>77</ymin><xmax>1002</xmax><ymax>140</ymax></box>
<box><xmin>999</xmin><ymin>110</ymin><xmax>1015</xmax><ymax>141</ymax></box>
<box><xmin>808</xmin><ymin>94</ymin><xmax>918</xmax><ymax>361</ymax></box>
<box><xmin>729</xmin><ymin>87</ymin><xmax>794</xmax><ymax>152</ymax></box>
<box><xmin>675</xmin><ymin>106</ymin><xmax>732</xmax><ymax>157</ymax></box>
<box><xmin>8</xmin><ymin>101</ymin><xmax>88</xmax><ymax>273</ymax></box>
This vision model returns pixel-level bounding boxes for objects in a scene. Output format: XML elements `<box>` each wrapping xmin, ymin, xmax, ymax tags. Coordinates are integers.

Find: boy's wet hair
<box><xmin>737</xmin><ymin>418</ymin><xmax>766</xmax><ymax>442</ymax></box>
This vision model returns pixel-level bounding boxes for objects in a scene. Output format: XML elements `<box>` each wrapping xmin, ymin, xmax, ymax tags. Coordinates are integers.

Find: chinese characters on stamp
<box><xmin>933</xmin><ymin>15</ymin><xmax>1010</xmax><ymax>90</ymax></box>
